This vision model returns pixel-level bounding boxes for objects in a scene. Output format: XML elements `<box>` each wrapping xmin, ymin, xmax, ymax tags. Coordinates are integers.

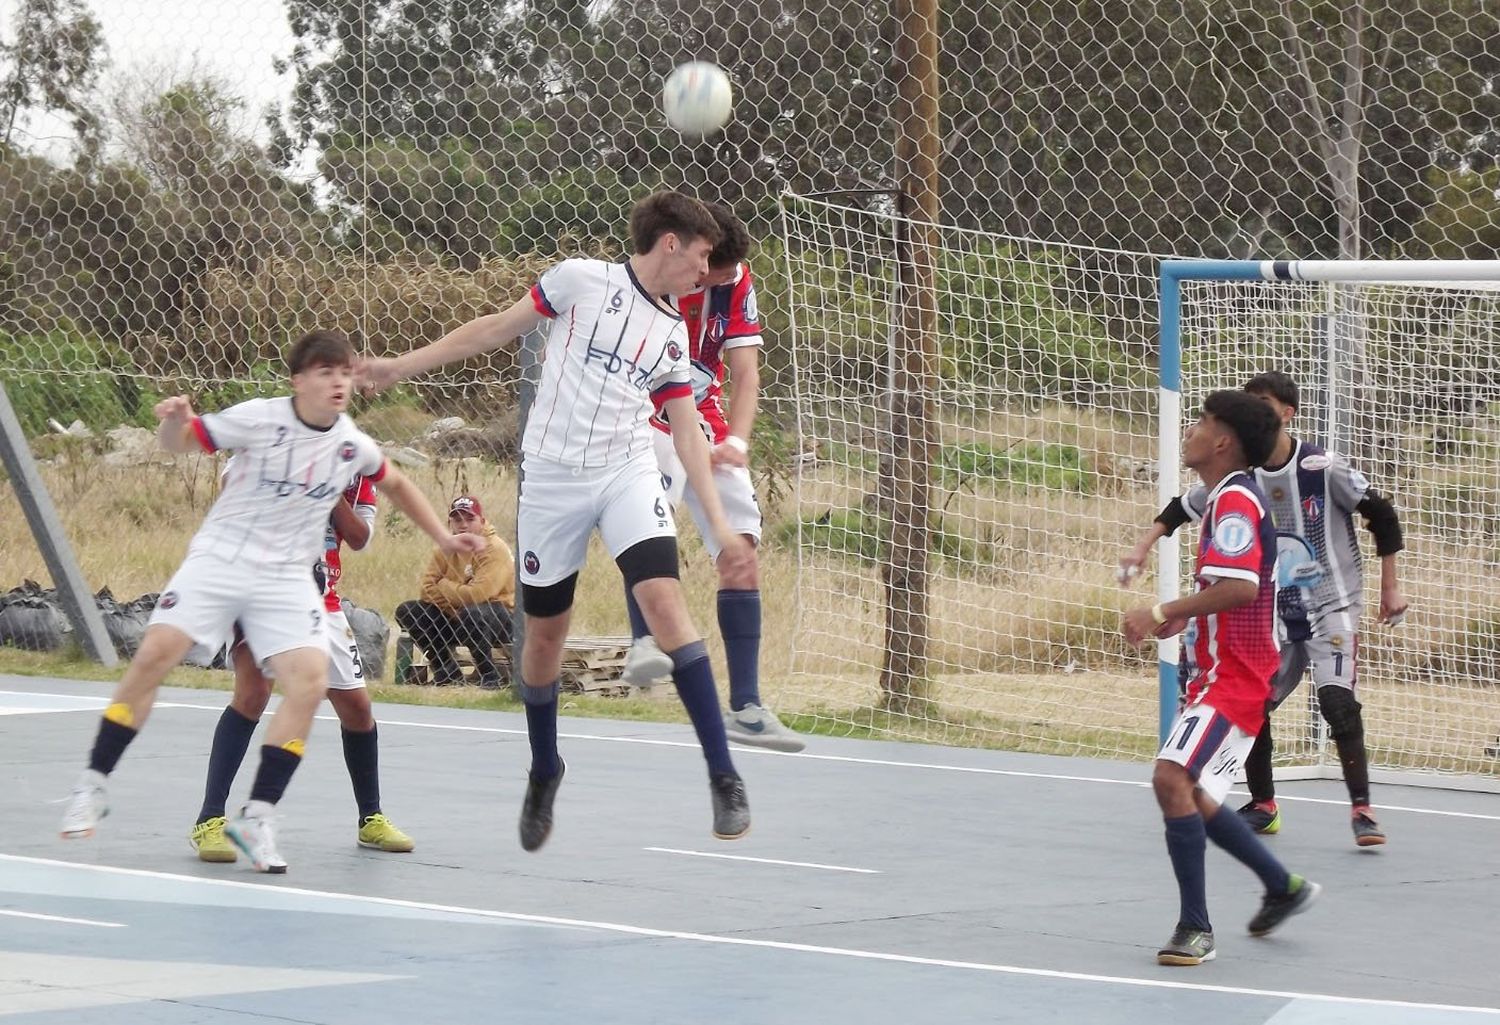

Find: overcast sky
<box><xmin>6</xmin><ymin>0</ymin><xmax>295</xmax><ymax>159</ymax></box>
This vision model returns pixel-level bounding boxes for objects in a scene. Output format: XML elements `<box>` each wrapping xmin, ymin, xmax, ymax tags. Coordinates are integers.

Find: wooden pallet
<box><xmin>398</xmin><ymin>633</ymin><xmax>647</xmax><ymax>696</ymax></box>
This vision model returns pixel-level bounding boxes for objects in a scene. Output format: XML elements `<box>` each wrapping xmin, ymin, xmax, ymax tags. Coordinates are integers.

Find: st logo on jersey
<box><xmin>1211</xmin><ymin>512</ymin><xmax>1255</xmax><ymax>557</ymax></box>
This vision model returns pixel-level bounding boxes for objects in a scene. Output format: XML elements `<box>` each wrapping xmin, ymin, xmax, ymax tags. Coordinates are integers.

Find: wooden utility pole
<box><xmin>880</xmin><ymin>0</ymin><xmax>941</xmax><ymax>713</ymax></box>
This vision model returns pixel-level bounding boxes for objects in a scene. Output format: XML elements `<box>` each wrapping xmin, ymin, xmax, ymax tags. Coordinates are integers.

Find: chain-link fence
<box><xmin>2</xmin><ymin>1</ymin><xmax>1498</xmax><ymax>771</ymax></box>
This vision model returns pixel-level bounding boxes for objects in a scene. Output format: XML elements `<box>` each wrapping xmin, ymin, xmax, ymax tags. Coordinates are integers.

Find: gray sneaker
<box><xmin>724</xmin><ymin>703</ymin><xmax>805</xmax><ymax>753</ymax></box>
<box><xmin>621</xmin><ymin>636</ymin><xmax>673</xmax><ymax>687</ymax></box>
<box><xmin>1157</xmin><ymin>925</ymin><xmax>1216</xmax><ymax>965</ymax></box>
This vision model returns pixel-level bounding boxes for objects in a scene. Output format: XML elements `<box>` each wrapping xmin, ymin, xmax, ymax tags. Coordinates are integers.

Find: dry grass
<box><xmin>4</xmin><ymin>398</ymin><xmax>1500</xmax><ymax>775</ymax></box>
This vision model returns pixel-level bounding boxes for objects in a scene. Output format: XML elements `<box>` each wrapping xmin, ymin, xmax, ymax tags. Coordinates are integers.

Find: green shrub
<box><xmin>0</xmin><ymin>333</ymin><xmax>155</xmax><ymax>435</ymax></box>
<box><xmin>939</xmin><ymin>441</ymin><xmax>1093</xmax><ymax>493</ymax></box>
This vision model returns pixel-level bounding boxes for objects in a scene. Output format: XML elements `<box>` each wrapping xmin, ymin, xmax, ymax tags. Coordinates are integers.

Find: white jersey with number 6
<box><xmin>526</xmin><ymin>258</ymin><xmax>694</xmax><ymax>469</ymax></box>
<box><xmin>189</xmin><ymin>397</ymin><xmax>387</xmax><ymax>567</ymax></box>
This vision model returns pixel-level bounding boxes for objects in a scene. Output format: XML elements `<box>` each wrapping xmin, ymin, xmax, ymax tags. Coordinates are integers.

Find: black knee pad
<box><xmin>1317</xmin><ymin>685</ymin><xmax>1364</xmax><ymax>740</ymax></box>
<box><xmin>616</xmin><ymin>536</ymin><xmax>680</xmax><ymax>590</ymax></box>
<box><xmin>522</xmin><ymin>574</ymin><xmax>579</xmax><ymax>618</ymax></box>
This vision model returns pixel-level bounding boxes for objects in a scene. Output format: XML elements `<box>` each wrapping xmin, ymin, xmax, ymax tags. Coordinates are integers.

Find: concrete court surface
<box><xmin>1</xmin><ymin>675</ymin><xmax>1497</xmax><ymax>1024</ymax></box>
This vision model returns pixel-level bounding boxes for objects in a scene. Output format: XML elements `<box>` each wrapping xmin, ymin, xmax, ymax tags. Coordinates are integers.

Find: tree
<box><xmin>0</xmin><ymin>0</ymin><xmax>105</xmax><ymax>153</ymax></box>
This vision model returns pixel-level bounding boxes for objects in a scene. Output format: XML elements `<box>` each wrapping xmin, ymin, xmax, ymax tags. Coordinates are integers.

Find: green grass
<box><xmin>773</xmin><ymin>508</ymin><xmax>994</xmax><ymax>566</ymax></box>
<box><xmin>938</xmin><ymin>441</ymin><xmax>1094</xmax><ymax>492</ymax></box>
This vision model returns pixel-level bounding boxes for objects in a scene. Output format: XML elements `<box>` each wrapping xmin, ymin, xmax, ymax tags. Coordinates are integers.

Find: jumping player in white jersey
<box><xmin>358</xmin><ymin>190</ymin><xmax>756</xmax><ymax>850</ymax></box>
<box><xmin>59</xmin><ymin>330</ymin><xmax>482</xmax><ymax>872</ymax></box>
<box><xmin>618</xmin><ymin>202</ymin><xmax>804</xmax><ymax>753</ymax></box>
<box><xmin>1121</xmin><ymin>371</ymin><xmax>1408</xmax><ymax>848</ymax></box>
<box><xmin>188</xmin><ymin>474</ymin><xmax>415</xmax><ymax>864</ymax></box>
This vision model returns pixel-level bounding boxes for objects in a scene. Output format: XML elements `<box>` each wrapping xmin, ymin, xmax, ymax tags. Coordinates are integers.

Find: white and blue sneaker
<box><xmin>621</xmin><ymin>636</ymin><xmax>673</xmax><ymax>688</ymax></box>
<box><xmin>724</xmin><ymin>703</ymin><xmax>805</xmax><ymax>753</ymax></box>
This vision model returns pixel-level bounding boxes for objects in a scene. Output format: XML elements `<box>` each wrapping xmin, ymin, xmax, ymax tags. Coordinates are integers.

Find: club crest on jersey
<box><xmin>339</xmin><ymin>442</ymin><xmax>356</xmax><ymax>461</ymax></box>
<box><xmin>1211</xmin><ymin>512</ymin><xmax>1255</xmax><ymax>556</ymax></box>
<box><xmin>742</xmin><ymin>288</ymin><xmax>758</xmax><ymax>323</ymax></box>
<box><xmin>667</xmin><ymin>341</ymin><xmax>683</xmax><ymax>361</ymax></box>
<box><xmin>1300</xmin><ymin>453</ymin><xmax>1332</xmax><ymax>471</ymax></box>
<box><xmin>157</xmin><ymin>591</ymin><xmax>178</xmax><ymax>610</ymax></box>
<box><xmin>1302</xmin><ymin>495</ymin><xmax>1323</xmax><ymax>521</ymax></box>
<box><xmin>523</xmin><ymin>550</ymin><xmax>540</xmax><ymax>575</ymax></box>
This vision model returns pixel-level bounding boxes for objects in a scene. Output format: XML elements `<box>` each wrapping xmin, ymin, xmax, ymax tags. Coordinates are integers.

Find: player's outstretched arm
<box><xmin>1118</xmin><ymin>497</ymin><xmax>1192</xmax><ymax>584</ymax></box>
<box><xmin>154</xmin><ymin>396</ymin><xmax>199</xmax><ymax>453</ymax></box>
<box><xmin>664</xmin><ymin>394</ymin><xmax>751</xmax><ymax>571</ymax></box>
<box><xmin>357</xmin><ymin>296</ymin><xmax>544</xmax><ymax>395</ymax></box>
<box><xmin>372</xmin><ymin>466</ymin><xmax>485</xmax><ymax>554</ymax></box>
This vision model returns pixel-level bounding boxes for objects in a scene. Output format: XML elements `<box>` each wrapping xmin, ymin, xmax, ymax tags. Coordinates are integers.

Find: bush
<box><xmin>0</xmin><ymin>332</ymin><xmax>156</xmax><ymax>435</ymax></box>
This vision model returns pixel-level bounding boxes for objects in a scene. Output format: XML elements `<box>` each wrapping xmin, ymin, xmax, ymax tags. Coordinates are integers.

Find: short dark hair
<box><xmin>1244</xmin><ymin>370</ymin><xmax>1299</xmax><ymax>410</ymax></box>
<box><xmin>629</xmin><ymin>190</ymin><xmax>722</xmax><ymax>254</ymax></box>
<box><xmin>703</xmin><ymin>200</ymin><xmax>752</xmax><ymax>269</ymax></box>
<box><xmin>1202</xmin><ymin>389</ymin><xmax>1281</xmax><ymax>467</ymax></box>
<box><xmin>287</xmin><ymin>329</ymin><xmax>355</xmax><ymax>375</ymax></box>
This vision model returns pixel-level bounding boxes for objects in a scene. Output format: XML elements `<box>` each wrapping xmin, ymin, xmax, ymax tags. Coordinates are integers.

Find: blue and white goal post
<box><xmin>1156</xmin><ymin>259</ymin><xmax>1500</xmax><ymax>791</ymax></box>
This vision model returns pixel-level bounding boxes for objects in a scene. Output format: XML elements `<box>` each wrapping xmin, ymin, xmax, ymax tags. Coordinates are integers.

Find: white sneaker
<box><xmin>724</xmin><ymin>703</ymin><xmax>805</xmax><ymax>753</ymax></box>
<box><xmin>224</xmin><ymin>802</ymin><xmax>288</xmax><ymax>874</ymax></box>
<box><xmin>621</xmin><ymin>635</ymin><xmax>673</xmax><ymax>687</ymax></box>
<box><xmin>59</xmin><ymin>769</ymin><xmax>108</xmax><ymax>838</ymax></box>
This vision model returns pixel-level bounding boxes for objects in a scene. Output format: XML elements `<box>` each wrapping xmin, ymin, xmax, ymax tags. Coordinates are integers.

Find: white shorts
<box><xmin>517</xmin><ymin>455</ymin><xmax>675</xmax><ymax>587</ymax></box>
<box><xmin>651</xmin><ymin>429</ymin><xmax>762</xmax><ymax>559</ymax></box>
<box><xmin>1157</xmin><ymin>702</ymin><xmax>1255</xmax><ymax>804</ymax></box>
<box><xmin>245</xmin><ymin>607</ymin><xmax>365</xmax><ymax>689</ymax></box>
<box><xmin>150</xmin><ymin>553</ymin><xmax>327</xmax><ymax>663</ymax></box>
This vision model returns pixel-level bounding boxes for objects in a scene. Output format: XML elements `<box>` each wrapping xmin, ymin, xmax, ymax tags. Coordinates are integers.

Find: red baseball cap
<box><xmin>448</xmin><ymin>495</ymin><xmax>483</xmax><ymax>518</ymax></box>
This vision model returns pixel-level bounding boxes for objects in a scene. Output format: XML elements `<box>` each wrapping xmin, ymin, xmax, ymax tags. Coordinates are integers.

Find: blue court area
<box><xmin>2</xmin><ymin>676</ymin><xmax>1498</xmax><ymax>1024</ymax></box>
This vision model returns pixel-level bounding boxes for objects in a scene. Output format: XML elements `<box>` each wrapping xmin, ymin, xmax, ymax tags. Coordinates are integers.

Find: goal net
<box><xmin>779</xmin><ymin>194</ymin><xmax>1165</xmax><ymax>761</ymax></box>
<box><xmin>1169</xmin><ymin>260</ymin><xmax>1500</xmax><ymax>786</ymax></box>
<box><xmin>782</xmin><ymin>195</ymin><xmax>1500</xmax><ymax>784</ymax></box>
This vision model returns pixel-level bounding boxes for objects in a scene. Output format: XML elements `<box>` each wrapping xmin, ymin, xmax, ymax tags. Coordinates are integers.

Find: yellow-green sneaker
<box><xmin>190</xmin><ymin>816</ymin><xmax>238</xmax><ymax>863</ymax></box>
<box><xmin>358</xmin><ymin>813</ymin><xmax>415</xmax><ymax>853</ymax></box>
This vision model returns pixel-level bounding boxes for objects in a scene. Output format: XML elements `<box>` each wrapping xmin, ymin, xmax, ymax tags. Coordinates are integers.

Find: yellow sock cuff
<box><xmin>280</xmin><ymin>738</ymin><xmax>306</xmax><ymax>758</ymax></box>
<box><xmin>103</xmin><ymin>703</ymin><xmax>135</xmax><ymax>728</ymax></box>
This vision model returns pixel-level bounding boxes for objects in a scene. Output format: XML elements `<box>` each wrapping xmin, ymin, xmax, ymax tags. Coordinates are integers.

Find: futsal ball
<box><xmin>663</xmin><ymin>62</ymin><xmax>733</xmax><ymax>136</ymax></box>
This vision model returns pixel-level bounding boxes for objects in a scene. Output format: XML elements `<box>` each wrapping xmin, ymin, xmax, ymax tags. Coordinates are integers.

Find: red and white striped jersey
<box><xmin>189</xmin><ymin>397</ymin><xmax>386</xmax><ymax>567</ymax></box>
<box><xmin>1181</xmin><ymin>471</ymin><xmax>1280</xmax><ymax>734</ymax></box>
<box><xmin>650</xmin><ymin>262</ymin><xmax>764</xmax><ymax>444</ymax></box>
<box><xmin>322</xmin><ymin>475</ymin><xmax>377</xmax><ymax>613</ymax></box>
<box><xmin>526</xmin><ymin>258</ymin><xmax>693</xmax><ymax>467</ymax></box>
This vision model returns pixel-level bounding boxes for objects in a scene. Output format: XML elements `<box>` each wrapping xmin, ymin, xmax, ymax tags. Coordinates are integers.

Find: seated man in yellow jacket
<box><xmin>396</xmin><ymin>495</ymin><xmax>516</xmax><ymax>688</ymax></box>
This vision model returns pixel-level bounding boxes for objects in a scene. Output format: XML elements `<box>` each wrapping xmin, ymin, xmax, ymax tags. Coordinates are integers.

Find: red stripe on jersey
<box><xmin>651</xmin><ymin>382</ymin><xmax>693</xmax><ymax>408</ymax></box>
<box><xmin>191</xmin><ymin>417</ymin><xmax>217</xmax><ymax>453</ymax></box>
<box><xmin>366</xmin><ymin>459</ymin><xmax>388</xmax><ymax>484</ymax></box>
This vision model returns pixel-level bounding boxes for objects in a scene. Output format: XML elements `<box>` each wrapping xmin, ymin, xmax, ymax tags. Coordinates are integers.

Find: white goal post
<box><xmin>1160</xmin><ymin>259</ymin><xmax>1500</xmax><ymax>793</ymax></box>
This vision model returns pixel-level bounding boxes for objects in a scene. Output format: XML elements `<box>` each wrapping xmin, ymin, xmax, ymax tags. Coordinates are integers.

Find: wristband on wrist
<box><xmin>1150</xmin><ymin>604</ymin><xmax>1167</xmax><ymax>626</ymax></box>
<box><xmin>723</xmin><ymin>435</ymin><xmax>748</xmax><ymax>454</ymax></box>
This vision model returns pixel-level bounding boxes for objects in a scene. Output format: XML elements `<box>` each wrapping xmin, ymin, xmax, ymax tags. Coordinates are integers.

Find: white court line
<box><xmin>1</xmin><ymin>853</ymin><xmax>1495</xmax><ymax>1017</ymax></box>
<box><xmin>644</xmin><ymin>847</ymin><xmax>880</xmax><ymax>874</ymax></box>
<box><xmin>7</xmin><ymin>689</ymin><xmax>1499</xmax><ymax>822</ymax></box>
<box><xmin>0</xmin><ymin>907</ymin><xmax>125</xmax><ymax>928</ymax></box>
